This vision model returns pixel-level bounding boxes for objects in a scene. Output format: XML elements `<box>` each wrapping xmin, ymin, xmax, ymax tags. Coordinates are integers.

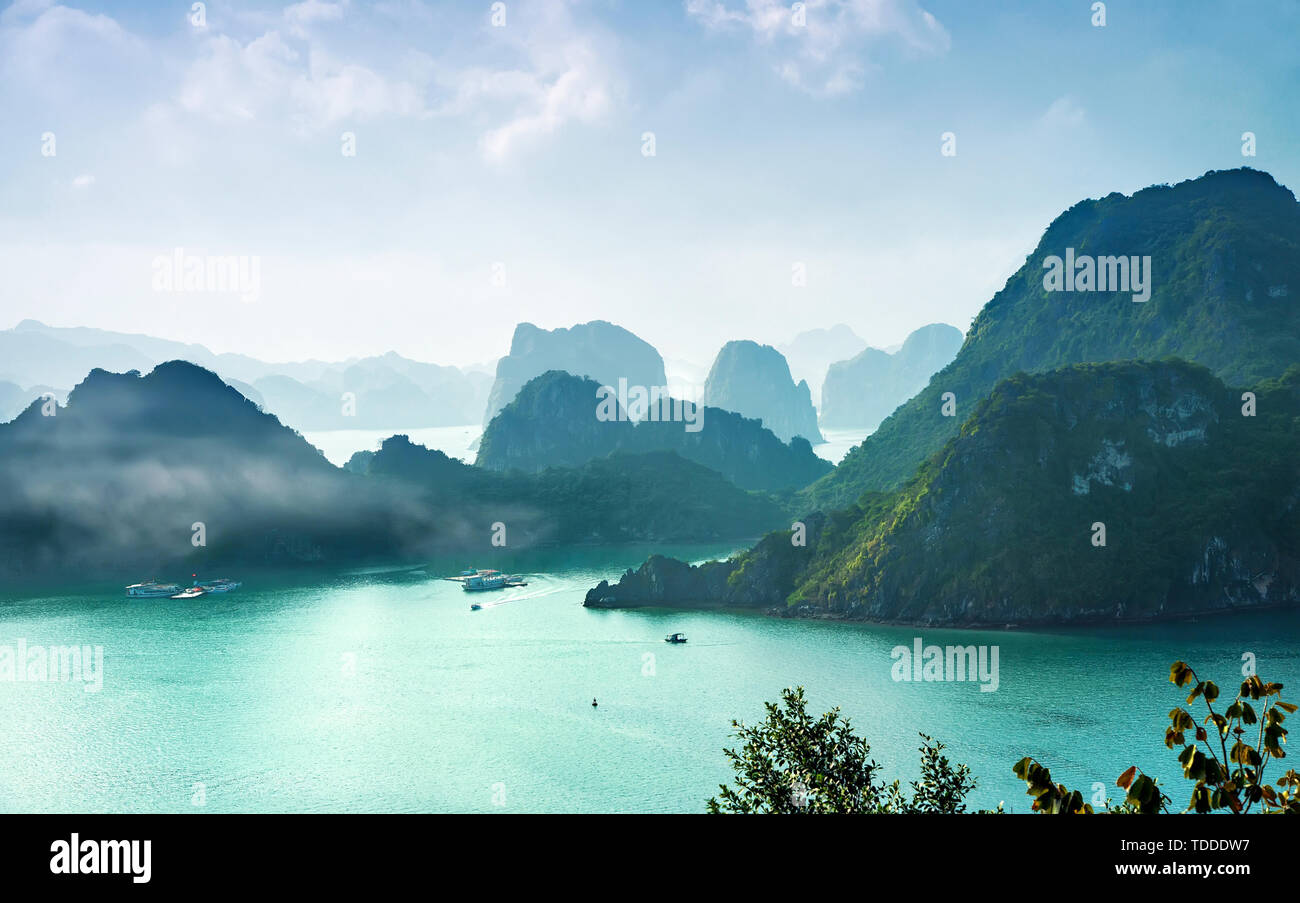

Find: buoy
<box><xmin>591</xmin><ymin>698</ymin><xmax>598</xmax><ymax>707</ymax></box>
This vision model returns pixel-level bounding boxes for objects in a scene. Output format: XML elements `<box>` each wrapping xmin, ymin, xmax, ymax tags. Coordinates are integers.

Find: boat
<box><xmin>460</xmin><ymin>570</ymin><xmax>529</xmax><ymax>591</ymax></box>
<box><xmin>171</xmin><ymin>587</ymin><xmax>206</xmax><ymax>600</ymax></box>
<box><xmin>665</xmin><ymin>633</ymin><xmax>688</xmax><ymax>644</ymax></box>
<box><xmin>126</xmin><ymin>581</ymin><xmax>181</xmax><ymax>598</ymax></box>
<box><xmin>469</xmin><ymin>603</ymin><xmax>483</xmax><ymax>611</ymax></box>
<box><xmin>462</xmin><ymin>572</ymin><xmax>508</xmax><ymax>591</ymax></box>
<box><xmin>198</xmin><ymin>578</ymin><xmax>242</xmax><ymax>593</ymax></box>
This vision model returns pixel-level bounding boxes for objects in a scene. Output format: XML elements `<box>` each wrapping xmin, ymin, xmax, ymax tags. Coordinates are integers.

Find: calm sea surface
<box><xmin>1</xmin><ymin>543</ymin><xmax>1295</xmax><ymax>813</ymax></box>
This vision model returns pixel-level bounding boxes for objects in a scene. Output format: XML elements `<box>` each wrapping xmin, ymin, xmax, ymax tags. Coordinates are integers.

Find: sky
<box><xmin>0</xmin><ymin>0</ymin><xmax>1296</xmax><ymax>368</ymax></box>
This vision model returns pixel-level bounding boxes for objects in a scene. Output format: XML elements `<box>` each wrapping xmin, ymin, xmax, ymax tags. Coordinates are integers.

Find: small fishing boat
<box><xmin>171</xmin><ymin>586</ymin><xmax>206</xmax><ymax>600</ymax></box>
<box><xmin>665</xmin><ymin>633</ymin><xmax>688</xmax><ymax>644</ymax></box>
<box><xmin>126</xmin><ymin>581</ymin><xmax>181</xmax><ymax>598</ymax></box>
<box><xmin>470</xmin><ymin>603</ymin><xmax>483</xmax><ymax>611</ymax></box>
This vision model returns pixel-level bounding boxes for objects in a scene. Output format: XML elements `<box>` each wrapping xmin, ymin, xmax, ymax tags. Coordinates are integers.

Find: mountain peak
<box><xmin>704</xmin><ymin>341</ymin><xmax>823</xmax><ymax>444</ymax></box>
<box><xmin>486</xmin><ymin>320</ymin><xmax>666</xmax><ymax>425</ymax></box>
<box><xmin>807</xmin><ymin>167</ymin><xmax>1300</xmax><ymax>508</ymax></box>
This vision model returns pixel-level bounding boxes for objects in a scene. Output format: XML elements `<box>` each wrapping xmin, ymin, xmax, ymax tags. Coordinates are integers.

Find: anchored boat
<box><xmin>459</xmin><ymin>569</ymin><xmax>527</xmax><ymax>591</ymax></box>
<box><xmin>129</xmin><ymin>575</ymin><xmax>241</xmax><ymax>600</ymax></box>
<box><xmin>126</xmin><ymin>581</ymin><xmax>181</xmax><ymax>598</ymax></box>
<box><xmin>665</xmin><ymin>633</ymin><xmax>688</xmax><ymax>644</ymax></box>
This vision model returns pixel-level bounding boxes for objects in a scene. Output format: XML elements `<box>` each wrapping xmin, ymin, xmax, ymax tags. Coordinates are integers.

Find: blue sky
<box><xmin>1</xmin><ymin>0</ymin><xmax>1296</xmax><ymax>367</ymax></box>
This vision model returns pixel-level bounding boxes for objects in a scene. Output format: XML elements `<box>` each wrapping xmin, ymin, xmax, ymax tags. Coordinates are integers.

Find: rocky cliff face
<box><xmin>777</xmin><ymin>324</ymin><xmax>868</xmax><ymax>407</ymax></box>
<box><xmin>585</xmin><ymin>514</ymin><xmax>829</xmax><ymax>611</ymax></box>
<box><xmin>475</xmin><ymin>370</ymin><xmax>832</xmax><ymax>491</ymax></box>
<box><xmin>483</xmin><ymin>320</ymin><xmax>666</xmax><ymax>426</ymax></box>
<box><xmin>588</xmin><ymin>360</ymin><xmax>1300</xmax><ymax>626</ymax></box>
<box><xmin>703</xmin><ymin>340</ymin><xmax>823</xmax><ymax>444</ymax></box>
<box><xmin>820</xmin><ymin>323</ymin><xmax>963</xmax><ymax>430</ymax></box>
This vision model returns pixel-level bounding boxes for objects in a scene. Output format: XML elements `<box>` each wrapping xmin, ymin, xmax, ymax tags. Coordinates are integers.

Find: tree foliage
<box><xmin>1016</xmin><ymin>660</ymin><xmax>1299</xmax><ymax>814</ymax></box>
<box><xmin>708</xmin><ymin>687</ymin><xmax>977</xmax><ymax>814</ymax></box>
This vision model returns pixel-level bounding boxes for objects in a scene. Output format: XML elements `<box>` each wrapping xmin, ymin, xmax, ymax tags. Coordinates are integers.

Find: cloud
<box><xmin>284</xmin><ymin>0</ymin><xmax>346</xmax><ymax>38</ymax></box>
<box><xmin>175</xmin><ymin>28</ymin><xmax>427</xmax><ymax>128</ymax></box>
<box><xmin>166</xmin><ymin>0</ymin><xmax>617</xmax><ymax>155</ymax></box>
<box><xmin>685</xmin><ymin>0</ymin><xmax>949</xmax><ymax>95</ymax></box>
<box><xmin>431</xmin><ymin>2</ymin><xmax>620</xmax><ymax>162</ymax></box>
<box><xmin>0</xmin><ymin>1</ymin><xmax>142</xmax><ymax>85</ymax></box>
<box><xmin>1</xmin><ymin>1</ymin><xmax>618</xmax><ymax>160</ymax></box>
<box><xmin>477</xmin><ymin>41</ymin><xmax>614</xmax><ymax>161</ymax></box>
<box><xmin>1040</xmin><ymin>95</ymin><xmax>1086</xmax><ymax>129</ymax></box>
<box><xmin>0</xmin><ymin>0</ymin><xmax>55</xmax><ymax>25</ymax></box>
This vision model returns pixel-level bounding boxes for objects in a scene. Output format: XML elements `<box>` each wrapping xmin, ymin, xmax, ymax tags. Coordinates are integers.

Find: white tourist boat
<box><xmin>126</xmin><ymin>581</ymin><xmax>182</xmax><ymax>598</ymax></box>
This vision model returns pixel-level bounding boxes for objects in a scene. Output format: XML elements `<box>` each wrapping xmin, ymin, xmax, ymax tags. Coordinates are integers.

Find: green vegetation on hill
<box><xmin>805</xmin><ymin>168</ymin><xmax>1300</xmax><ymax>510</ymax></box>
<box><xmin>364</xmin><ymin>435</ymin><xmax>788</xmax><ymax>545</ymax></box>
<box><xmin>590</xmin><ymin>360</ymin><xmax>1300</xmax><ymax>625</ymax></box>
<box><xmin>790</xmin><ymin>361</ymin><xmax>1299</xmax><ymax>623</ymax></box>
<box><xmin>476</xmin><ymin>370</ymin><xmax>832</xmax><ymax>492</ymax></box>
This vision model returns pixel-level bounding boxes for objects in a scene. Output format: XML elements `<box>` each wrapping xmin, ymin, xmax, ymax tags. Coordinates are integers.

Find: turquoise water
<box><xmin>1</xmin><ymin>544</ymin><xmax>1296</xmax><ymax>813</ymax></box>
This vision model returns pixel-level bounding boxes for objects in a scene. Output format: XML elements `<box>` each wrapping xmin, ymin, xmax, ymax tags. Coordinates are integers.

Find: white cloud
<box><xmin>0</xmin><ymin>0</ymin><xmax>55</xmax><ymax>25</ymax></box>
<box><xmin>477</xmin><ymin>41</ymin><xmax>614</xmax><ymax>161</ymax></box>
<box><xmin>174</xmin><ymin>28</ymin><xmax>427</xmax><ymax>128</ymax></box>
<box><xmin>1</xmin><ymin>1</ymin><xmax>618</xmax><ymax>159</ymax></box>
<box><xmin>164</xmin><ymin>0</ymin><xmax>617</xmax><ymax>155</ymax></box>
<box><xmin>1040</xmin><ymin>95</ymin><xmax>1086</xmax><ymax>129</ymax></box>
<box><xmin>431</xmin><ymin>2</ymin><xmax>620</xmax><ymax>162</ymax></box>
<box><xmin>0</xmin><ymin>1</ymin><xmax>142</xmax><ymax>82</ymax></box>
<box><xmin>686</xmin><ymin>0</ymin><xmax>949</xmax><ymax>95</ymax></box>
<box><xmin>284</xmin><ymin>0</ymin><xmax>346</xmax><ymax>38</ymax></box>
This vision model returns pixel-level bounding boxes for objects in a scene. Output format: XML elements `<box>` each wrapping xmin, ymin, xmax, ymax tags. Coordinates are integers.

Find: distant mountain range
<box><xmin>1</xmin><ymin>316</ymin><xmax>963</xmax><ymax>447</ymax></box>
<box><xmin>0</xmin><ymin>379</ymin><xmax>64</xmax><ymax>422</ymax></box>
<box><xmin>777</xmin><ymin>324</ymin><xmax>868</xmax><ymax>407</ymax></box>
<box><xmin>820</xmin><ymin>323</ymin><xmax>964</xmax><ymax>431</ymax></box>
<box><xmin>0</xmin><ymin>320</ymin><xmax>492</xmax><ymax>431</ymax></box>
